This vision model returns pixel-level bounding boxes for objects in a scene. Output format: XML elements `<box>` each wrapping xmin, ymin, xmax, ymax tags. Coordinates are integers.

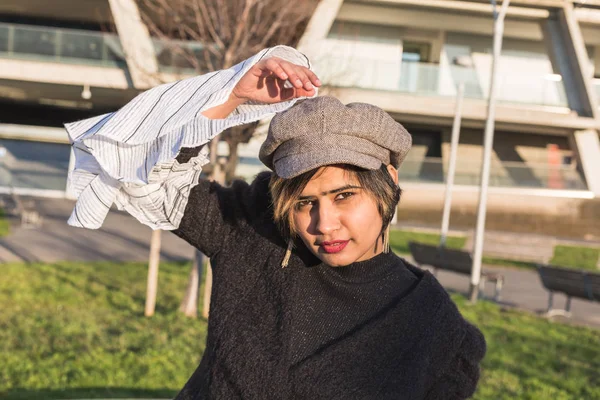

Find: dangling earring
<box><xmin>382</xmin><ymin>225</ymin><xmax>391</xmax><ymax>254</ymax></box>
<box><xmin>281</xmin><ymin>239</ymin><xmax>293</xmax><ymax>268</ymax></box>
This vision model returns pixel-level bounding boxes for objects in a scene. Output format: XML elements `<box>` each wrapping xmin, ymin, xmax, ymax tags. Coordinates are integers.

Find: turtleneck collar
<box><xmin>319</xmin><ymin>252</ymin><xmax>402</xmax><ymax>283</ymax></box>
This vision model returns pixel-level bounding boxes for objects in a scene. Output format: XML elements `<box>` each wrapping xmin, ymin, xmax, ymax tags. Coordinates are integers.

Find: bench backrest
<box><xmin>587</xmin><ymin>273</ymin><xmax>600</xmax><ymax>301</ymax></box>
<box><xmin>537</xmin><ymin>265</ymin><xmax>600</xmax><ymax>301</ymax></box>
<box><xmin>408</xmin><ymin>241</ymin><xmax>472</xmax><ymax>275</ymax></box>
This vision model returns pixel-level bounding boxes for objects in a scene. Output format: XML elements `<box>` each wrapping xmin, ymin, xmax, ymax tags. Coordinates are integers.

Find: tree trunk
<box><xmin>202</xmin><ymin>261</ymin><xmax>213</xmax><ymax>319</ymax></box>
<box><xmin>145</xmin><ymin>229</ymin><xmax>162</xmax><ymax>317</ymax></box>
<box><xmin>179</xmin><ymin>250</ymin><xmax>205</xmax><ymax>317</ymax></box>
<box><xmin>201</xmin><ymin>161</ymin><xmax>224</xmax><ymax>319</ymax></box>
<box><xmin>224</xmin><ymin>141</ymin><xmax>239</xmax><ymax>184</ymax></box>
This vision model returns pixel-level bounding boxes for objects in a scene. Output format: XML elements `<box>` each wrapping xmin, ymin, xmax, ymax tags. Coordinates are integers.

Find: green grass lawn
<box><xmin>0</xmin><ymin>209</ymin><xmax>10</xmax><ymax>237</ymax></box>
<box><xmin>457</xmin><ymin>295</ymin><xmax>600</xmax><ymax>400</ymax></box>
<box><xmin>2</xmin><ymin>262</ymin><xmax>599</xmax><ymax>399</ymax></box>
<box><xmin>0</xmin><ymin>261</ymin><xmax>206</xmax><ymax>400</ymax></box>
<box><xmin>551</xmin><ymin>245</ymin><xmax>599</xmax><ymax>271</ymax></box>
<box><xmin>388</xmin><ymin>229</ymin><xmax>466</xmax><ymax>254</ymax></box>
<box><xmin>391</xmin><ymin>230</ymin><xmax>599</xmax><ymax>272</ymax></box>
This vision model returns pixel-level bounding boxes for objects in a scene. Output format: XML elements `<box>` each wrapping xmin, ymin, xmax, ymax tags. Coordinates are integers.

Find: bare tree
<box><xmin>135</xmin><ymin>0</ymin><xmax>318</xmax><ymax>316</ymax></box>
<box><xmin>137</xmin><ymin>0</ymin><xmax>318</xmax><ymax>182</ymax></box>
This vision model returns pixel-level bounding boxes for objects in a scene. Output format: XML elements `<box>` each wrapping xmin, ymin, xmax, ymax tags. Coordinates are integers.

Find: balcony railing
<box><xmin>398</xmin><ymin>158</ymin><xmax>587</xmax><ymax>190</ymax></box>
<box><xmin>0</xmin><ymin>140</ymin><xmax>70</xmax><ymax>193</ymax></box>
<box><xmin>0</xmin><ymin>22</ymin><xmax>126</xmax><ymax>67</ymax></box>
<box><xmin>318</xmin><ymin>57</ymin><xmax>569</xmax><ymax>108</ymax></box>
<box><xmin>232</xmin><ymin>154</ymin><xmax>586</xmax><ymax>190</ymax></box>
<box><xmin>152</xmin><ymin>38</ymin><xmax>205</xmax><ymax>74</ymax></box>
<box><xmin>0</xmin><ymin>22</ymin><xmax>210</xmax><ymax>75</ymax></box>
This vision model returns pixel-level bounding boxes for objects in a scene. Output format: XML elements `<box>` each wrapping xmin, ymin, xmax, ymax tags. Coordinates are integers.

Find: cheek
<box><xmin>344</xmin><ymin>200</ymin><xmax>382</xmax><ymax>239</ymax></box>
<box><xmin>293</xmin><ymin>211</ymin><xmax>312</xmax><ymax>241</ymax></box>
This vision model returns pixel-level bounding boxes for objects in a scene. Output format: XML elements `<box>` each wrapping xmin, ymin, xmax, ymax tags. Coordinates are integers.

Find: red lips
<box><xmin>319</xmin><ymin>240</ymin><xmax>349</xmax><ymax>254</ymax></box>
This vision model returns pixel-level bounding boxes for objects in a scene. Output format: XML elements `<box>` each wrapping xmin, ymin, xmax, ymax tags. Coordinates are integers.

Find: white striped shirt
<box><xmin>65</xmin><ymin>46</ymin><xmax>314</xmax><ymax>230</ymax></box>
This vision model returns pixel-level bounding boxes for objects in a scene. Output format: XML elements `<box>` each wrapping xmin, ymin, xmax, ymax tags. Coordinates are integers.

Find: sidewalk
<box><xmin>2</xmin><ymin>197</ymin><xmax>599</xmax><ymax>328</ymax></box>
<box><xmin>421</xmin><ymin>264</ymin><xmax>600</xmax><ymax>328</ymax></box>
<box><xmin>0</xmin><ymin>197</ymin><xmax>195</xmax><ymax>263</ymax></box>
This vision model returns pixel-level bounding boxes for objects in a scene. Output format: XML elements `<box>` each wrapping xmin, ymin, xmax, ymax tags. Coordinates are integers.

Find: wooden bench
<box><xmin>408</xmin><ymin>241</ymin><xmax>505</xmax><ymax>301</ymax></box>
<box><xmin>537</xmin><ymin>265</ymin><xmax>600</xmax><ymax>317</ymax></box>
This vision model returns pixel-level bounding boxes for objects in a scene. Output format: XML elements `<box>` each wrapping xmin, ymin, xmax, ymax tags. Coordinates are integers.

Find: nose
<box><xmin>314</xmin><ymin>201</ymin><xmax>341</xmax><ymax>235</ymax></box>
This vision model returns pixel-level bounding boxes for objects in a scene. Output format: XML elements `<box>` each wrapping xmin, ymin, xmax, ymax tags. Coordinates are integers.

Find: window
<box><xmin>402</xmin><ymin>41</ymin><xmax>431</xmax><ymax>63</ymax></box>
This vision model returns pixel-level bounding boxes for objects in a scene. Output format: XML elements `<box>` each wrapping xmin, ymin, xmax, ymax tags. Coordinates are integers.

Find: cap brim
<box><xmin>273</xmin><ymin>149</ymin><xmax>383</xmax><ymax>179</ymax></box>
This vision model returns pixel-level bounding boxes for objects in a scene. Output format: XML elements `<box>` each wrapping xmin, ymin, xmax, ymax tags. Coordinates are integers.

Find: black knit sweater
<box><xmin>172</xmin><ymin>171</ymin><xmax>486</xmax><ymax>400</ymax></box>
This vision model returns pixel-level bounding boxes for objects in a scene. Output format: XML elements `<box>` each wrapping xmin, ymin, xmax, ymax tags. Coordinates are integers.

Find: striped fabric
<box><xmin>65</xmin><ymin>45</ymin><xmax>314</xmax><ymax>230</ymax></box>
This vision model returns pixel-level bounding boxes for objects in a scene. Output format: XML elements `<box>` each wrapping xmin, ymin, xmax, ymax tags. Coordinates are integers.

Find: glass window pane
<box><xmin>61</xmin><ymin>31</ymin><xmax>104</xmax><ymax>61</ymax></box>
<box><xmin>402</xmin><ymin>42</ymin><xmax>431</xmax><ymax>63</ymax></box>
<box><xmin>103</xmin><ymin>36</ymin><xmax>125</xmax><ymax>64</ymax></box>
<box><xmin>13</xmin><ymin>26</ymin><xmax>57</xmax><ymax>57</ymax></box>
<box><xmin>0</xmin><ymin>25</ymin><xmax>9</xmax><ymax>53</ymax></box>
<box><xmin>0</xmin><ymin>139</ymin><xmax>70</xmax><ymax>191</ymax></box>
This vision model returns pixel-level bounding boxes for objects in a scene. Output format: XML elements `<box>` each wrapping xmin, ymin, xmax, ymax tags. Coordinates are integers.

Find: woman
<box><xmin>66</xmin><ymin>46</ymin><xmax>486</xmax><ymax>399</ymax></box>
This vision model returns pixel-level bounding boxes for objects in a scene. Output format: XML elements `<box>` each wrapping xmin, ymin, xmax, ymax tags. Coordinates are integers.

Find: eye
<box><xmin>295</xmin><ymin>199</ymin><xmax>314</xmax><ymax>210</ymax></box>
<box><xmin>335</xmin><ymin>192</ymin><xmax>355</xmax><ymax>201</ymax></box>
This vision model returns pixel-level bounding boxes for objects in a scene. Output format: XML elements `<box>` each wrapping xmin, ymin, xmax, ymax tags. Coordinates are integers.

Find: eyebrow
<box><xmin>298</xmin><ymin>185</ymin><xmax>362</xmax><ymax>200</ymax></box>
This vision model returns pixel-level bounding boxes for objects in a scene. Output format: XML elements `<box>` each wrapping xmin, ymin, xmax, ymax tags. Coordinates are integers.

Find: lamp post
<box><xmin>470</xmin><ymin>0</ymin><xmax>511</xmax><ymax>303</ymax></box>
<box><xmin>440</xmin><ymin>82</ymin><xmax>465</xmax><ymax>248</ymax></box>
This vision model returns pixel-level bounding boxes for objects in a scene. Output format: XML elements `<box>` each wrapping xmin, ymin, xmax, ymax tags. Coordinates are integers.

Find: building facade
<box><xmin>0</xmin><ymin>0</ymin><xmax>197</xmax><ymax>197</ymax></box>
<box><xmin>297</xmin><ymin>0</ymin><xmax>600</xmax><ymax>237</ymax></box>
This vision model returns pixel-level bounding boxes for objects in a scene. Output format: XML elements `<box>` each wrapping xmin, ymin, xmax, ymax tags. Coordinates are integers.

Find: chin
<box><xmin>316</xmin><ymin>252</ymin><xmax>358</xmax><ymax>267</ymax></box>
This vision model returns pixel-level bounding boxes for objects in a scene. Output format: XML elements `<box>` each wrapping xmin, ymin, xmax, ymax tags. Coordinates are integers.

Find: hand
<box><xmin>231</xmin><ymin>57</ymin><xmax>321</xmax><ymax>104</ymax></box>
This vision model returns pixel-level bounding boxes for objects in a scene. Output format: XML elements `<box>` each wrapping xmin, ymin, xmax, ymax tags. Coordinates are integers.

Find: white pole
<box><xmin>470</xmin><ymin>0</ymin><xmax>510</xmax><ymax>303</ymax></box>
<box><xmin>145</xmin><ymin>229</ymin><xmax>162</xmax><ymax>316</ymax></box>
<box><xmin>440</xmin><ymin>82</ymin><xmax>465</xmax><ymax>248</ymax></box>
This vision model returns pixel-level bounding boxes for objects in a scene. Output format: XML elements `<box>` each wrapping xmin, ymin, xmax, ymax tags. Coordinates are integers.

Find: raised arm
<box><xmin>64</xmin><ymin>46</ymin><xmax>319</xmax><ymax>232</ymax></box>
<box><xmin>202</xmin><ymin>56</ymin><xmax>320</xmax><ymax>119</ymax></box>
<box><xmin>171</xmin><ymin>56</ymin><xmax>321</xmax><ymax>257</ymax></box>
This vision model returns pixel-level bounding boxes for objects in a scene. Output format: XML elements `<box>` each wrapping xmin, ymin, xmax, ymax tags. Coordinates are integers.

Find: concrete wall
<box><xmin>317</xmin><ymin>5</ymin><xmax>570</xmax><ymax>108</ymax></box>
<box><xmin>336</xmin><ymin>2</ymin><xmax>545</xmax><ymax>40</ymax></box>
<box><xmin>443</xmin><ymin>32</ymin><xmax>567</xmax><ymax>106</ymax></box>
<box><xmin>441</xmin><ymin>129</ymin><xmax>572</xmax><ymax>164</ymax></box>
<box><xmin>0</xmin><ymin>0</ymin><xmax>113</xmax><ymax>25</ymax></box>
<box><xmin>0</xmin><ymin>58</ymin><xmax>132</xmax><ymax>89</ymax></box>
<box><xmin>398</xmin><ymin>183</ymin><xmax>600</xmax><ymax>240</ymax></box>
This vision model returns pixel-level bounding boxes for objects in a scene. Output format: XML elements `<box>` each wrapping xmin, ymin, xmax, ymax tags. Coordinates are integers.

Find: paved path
<box><xmin>2</xmin><ymin>197</ymin><xmax>599</xmax><ymax>328</ymax></box>
<box><xmin>0</xmin><ymin>197</ymin><xmax>195</xmax><ymax>263</ymax></box>
<box><xmin>420</xmin><ymin>264</ymin><xmax>600</xmax><ymax>328</ymax></box>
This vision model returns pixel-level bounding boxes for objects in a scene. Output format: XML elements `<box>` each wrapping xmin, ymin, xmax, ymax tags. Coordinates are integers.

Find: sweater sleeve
<box><xmin>424</xmin><ymin>322</ymin><xmax>487</xmax><ymax>400</ymax></box>
<box><xmin>172</xmin><ymin>170</ymin><xmax>274</xmax><ymax>258</ymax></box>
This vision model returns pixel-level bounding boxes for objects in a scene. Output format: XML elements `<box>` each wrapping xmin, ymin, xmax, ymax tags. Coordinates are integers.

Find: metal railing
<box><xmin>0</xmin><ymin>140</ymin><xmax>70</xmax><ymax>197</ymax></box>
<box><xmin>0</xmin><ymin>161</ymin><xmax>68</xmax><ymax>192</ymax></box>
<box><xmin>398</xmin><ymin>158</ymin><xmax>587</xmax><ymax>190</ymax></box>
<box><xmin>152</xmin><ymin>38</ymin><xmax>206</xmax><ymax>74</ymax></box>
<box><xmin>0</xmin><ymin>22</ymin><xmax>126</xmax><ymax>67</ymax></box>
<box><xmin>0</xmin><ymin>22</ymin><xmax>210</xmax><ymax>74</ymax></box>
<box><xmin>317</xmin><ymin>56</ymin><xmax>569</xmax><ymax>108</ymax></box>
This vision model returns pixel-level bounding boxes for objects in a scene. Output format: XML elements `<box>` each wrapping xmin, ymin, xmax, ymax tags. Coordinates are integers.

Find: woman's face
<box><xmin>292</xmin><ymin>166</ymin><xmax>384</xmax><ymax>267</ymax></box>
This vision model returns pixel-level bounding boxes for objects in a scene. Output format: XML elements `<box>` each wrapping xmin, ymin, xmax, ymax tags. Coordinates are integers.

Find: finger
<box><xmin>277</xmin><ymin>80</ymin><xmax>315</xmax><ymax>101</ymax></box>
<box><xmin>303</xmin><ymin>68</ymin><xmax>322</xmax><ymax>87</ymax></box>
<box><xmin>282</xmin><ymin>63</ymin><xmax>313</xmax><ymax>91</ymax></box>
<box><xmin>263</xmin><ymin>57</ymin><xmax>289</xmax><ymax>81</ymax></box>
<box><xmin>292</xmin><ymin>66</ymin><xmax>315</xmax><ymax>91</ymax></box>
<box><xmin>279</xmin><ymin>61</ymin><xmax>304</xmax><ymax>89</ymax></box>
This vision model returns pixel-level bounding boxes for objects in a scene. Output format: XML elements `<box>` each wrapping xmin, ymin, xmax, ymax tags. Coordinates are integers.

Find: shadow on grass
<box><xmin>1</xmin><ymin>387</ymin><xmax>177</xmax><ymax>400</ymax></box>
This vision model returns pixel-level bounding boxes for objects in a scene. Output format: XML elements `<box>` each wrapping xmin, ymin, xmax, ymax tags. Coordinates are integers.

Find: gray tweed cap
<box><xmin>259</xmin><ymin>96</ymin><xmax>412</xmax><ymax>178</ymax></box>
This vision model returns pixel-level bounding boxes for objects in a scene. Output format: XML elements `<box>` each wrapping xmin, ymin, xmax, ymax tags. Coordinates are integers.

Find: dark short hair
<box><xmin>269</xmin><ymin>164</ymin><xmax>401</xmax><ymax>239</ymax></box>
